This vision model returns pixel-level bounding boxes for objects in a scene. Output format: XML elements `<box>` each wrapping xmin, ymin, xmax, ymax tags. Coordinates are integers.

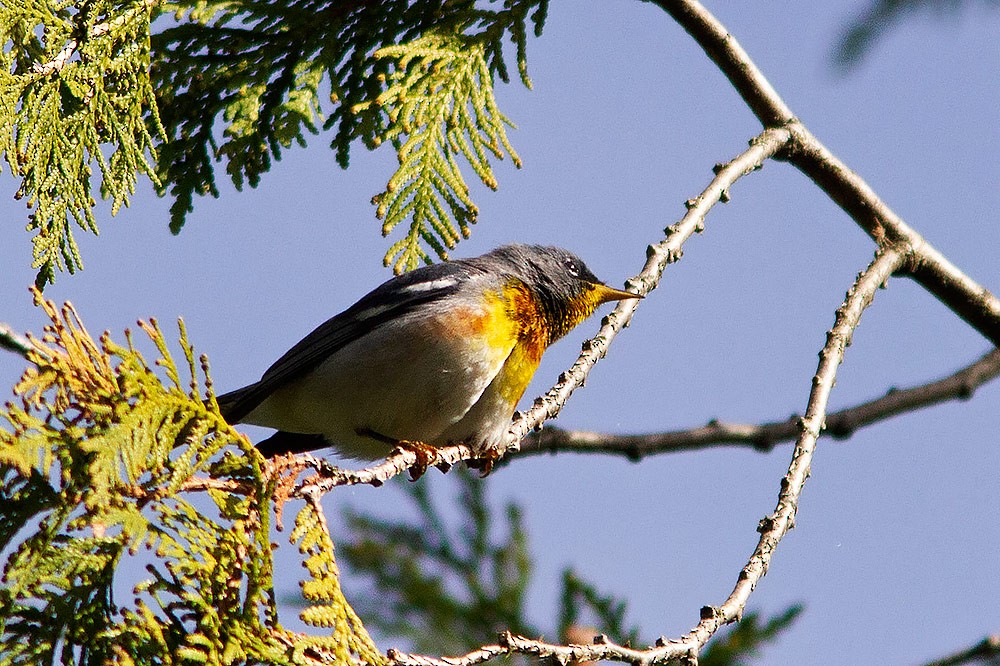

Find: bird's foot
<box><xmin>394</xmin><ymin>440</ymin><xmax>439</xmax><ymax>481</ymax></box>
<box><xmin>466</xmin><ymin>447</ymin><xmax>502</xmax><ymax>477</ymax></box>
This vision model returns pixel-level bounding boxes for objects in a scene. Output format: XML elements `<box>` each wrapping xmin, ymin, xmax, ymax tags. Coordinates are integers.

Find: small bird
<box><xmin>218</xmin><ymin>244</ymin><xmax>638</xmax><ymax>464</ymax></box>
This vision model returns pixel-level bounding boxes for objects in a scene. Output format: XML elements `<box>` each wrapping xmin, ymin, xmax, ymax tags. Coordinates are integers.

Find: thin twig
<box><xmin>921</xmin><ymin>635</ymin><xmax>1000</xmax><ymax>666</ymax></box>
<box><xmin>501</xmin><ymin>127</ymin><xmax>793</xmax><ymax>456</ymax></box>
<box><xmin>284</xmin><ymin>127</ymin><xmax>792</xmax><ymax>495</ymax></box>
<box><xmin>514</xmin><ymin>348</ymin><xmax>1000</xmax><ymax>459</ymax></box>
<box><xmin>31</xmin><ymin>0</ymin><xmax>160</xmax><ymax>77</ymax></box>
<box><xmin>676</xmin><ymin>245</ymin><xmax>907</xmax><ymax>649</ymax></box>
<box><xmin>0</xmin><ymin>323</ymin><xmax>33</xmax><ymax>360</ymax></box>
<box><xmin>290</xmin><ymin>442</ymin><xmax>475</xmax><ymax>496</ymax></box>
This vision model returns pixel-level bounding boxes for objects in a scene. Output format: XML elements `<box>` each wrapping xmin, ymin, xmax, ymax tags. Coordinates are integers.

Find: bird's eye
<box><xmin>563</xmin><ymin>257</ymin><xmax>580</xmax><ymax>277</ymax></box>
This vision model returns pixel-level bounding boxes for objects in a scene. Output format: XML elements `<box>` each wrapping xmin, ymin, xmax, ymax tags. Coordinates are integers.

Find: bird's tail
<box><xmin>215</xmin><ymin>384</ymin><xmax>328</xmax><ymax>458</ymax></box>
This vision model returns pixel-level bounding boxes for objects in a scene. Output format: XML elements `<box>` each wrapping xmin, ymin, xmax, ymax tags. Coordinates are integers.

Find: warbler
<box><xmin>218</xmin><ymin>244</ymin><xmax>638</xmax><ymax>462</ymax></box>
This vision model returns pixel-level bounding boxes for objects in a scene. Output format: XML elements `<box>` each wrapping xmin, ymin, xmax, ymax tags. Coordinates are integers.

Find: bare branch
<box><xmin>0</xmin><ymin>323</ymin><xmax>32</xmax><ymax>360</ymax></box>
<box><xmin>389</xmin><ymin>630</ymin><xmax>691</xmax><ymax>666</ymax></box>
<box><xmin>675</xmin><ymin>245</ymin><xmax>907</xmax><ymax>650</ymax></box>
<box><xmin>649</xmin><ymin>0</ymin><xmax>1000</xmax><ymax>346</ymax></box>
<box><xmin>922</xmin><ymin>635</ymin><xmax>1000</xmax><ymax>666</ymax></box>
<box><xmin>387</xmin><ymin>228</ymin><xmax>909</xmax><ymax>666</ymax></box>
<box><xmin>786</xmin><ymin>125</ymin><xmax>1000</xmax><ymax>347</ymax></box>
<box><xmin>289</xmin><ymin>442</ymin><xmax>476</xmax><ymax>497</ymax></box>
<box><xmin>515</xmin><ymin>348</ymin><xmax>1000</xmax><ymax>459</ymax></box>
<box><xmin>500</xmin><ymin>127</ymin><xmax>793</xmax><ymax>458</ymax></box>
<box><xmin>647</xmin><ymin>0</ymin><xmax>795</xmax><ymax>127</ymax></box>
<box><xmin>277</xmin><ymin>126</ymin><xmax>793</xmax><ymax>493</ymax></box>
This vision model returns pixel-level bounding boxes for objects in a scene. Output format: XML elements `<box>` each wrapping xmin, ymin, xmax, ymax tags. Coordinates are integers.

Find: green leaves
<box><xmin>0</xmin><ymin>293</ymin><xmax>375</xmax><ymax>665</ymax></box>
<box><xmin>0</xmin><ymin>0</ymin><xmax>161</xmax><ymax>288</ymax></box>
<box><xmin>2</xmin><ymin>0</ymin><xmax>550</xmax><ymax>284</ymax></box>
<box><xmin>359</xmin><ymin>31</ymin><xmax>522</xmax><ymax>273</ymax></box>
<box><xmin>152</xmin><ymin>0</ymin><xmax>547</xmax><ymax>273</ymax></box>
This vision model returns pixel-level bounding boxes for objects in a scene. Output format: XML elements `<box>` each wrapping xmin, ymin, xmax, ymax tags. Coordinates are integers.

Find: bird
<box><xmin>217</xmin><ymin>244</ymin><xmax>639</xmax><ymax>466</ymax></box>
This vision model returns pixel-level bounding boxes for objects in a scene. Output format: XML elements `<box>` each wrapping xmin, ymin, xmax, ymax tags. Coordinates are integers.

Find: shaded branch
<box><xmin>0</xmin><ymin>323</ymin><xmax>32</xmax><ymax>360</ymax></box>
<box><xmin>922</xmin><ymin>635</ymin><xmax>1000</xmax><ymax>666</ymax></box>
<box><xmin>514</xmin><ymin>348</ymin><xmax>1000</xmax><ymax>460</ymax></box>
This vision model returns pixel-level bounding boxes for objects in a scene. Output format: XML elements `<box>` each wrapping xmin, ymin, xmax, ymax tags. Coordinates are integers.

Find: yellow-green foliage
<box><xmin>289</xmin><ymin>499</ymin><xmax>383</xmax><ymax>666</ymax></box>
<box><xmin>0</xmin><ymin>0</ymin><xmax>161</xmax><ymax>288</ymax></box>
<box><xmin>357</xmin><ymin>31</ymin><xmax>522</xmax><ymax>274</ymax></box>
<box><xmin>2</xmin><ymin>0</ymin><xmax>549</xmax><ymax>286</ymax></box>
<box><xmin>0</xmin><ymin>292</ymin><xmax>380</xmax><ymax>666</ymax></box>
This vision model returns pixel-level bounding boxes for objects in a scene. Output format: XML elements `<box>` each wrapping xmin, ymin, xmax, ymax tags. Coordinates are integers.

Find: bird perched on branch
<box><xmin>218</xmin><ymin>244</ymin><xmax>638</xmax><ymax>468</ymax></box>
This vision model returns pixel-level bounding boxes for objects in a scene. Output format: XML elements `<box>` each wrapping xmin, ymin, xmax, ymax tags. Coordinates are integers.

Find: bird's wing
<box><xmin>217</xmin><ymin>261</ymin><xmax>479</xmax><ymax>423</ymax></box>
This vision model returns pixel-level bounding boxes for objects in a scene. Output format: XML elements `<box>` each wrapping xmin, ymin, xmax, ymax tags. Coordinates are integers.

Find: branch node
<box><xmin>751</xmin><ymin>435</ymin><xmax>774</xmax><ymax>452</ymax></box>
<box><xmin>699</xmin><ymin>605</ymin><xmax>721</xmax><ymax>621</ymax></box>
<box><xmin>756</xmin><ymin>516</ymin><xmax>775</xmax><ymax>534</ymax></box>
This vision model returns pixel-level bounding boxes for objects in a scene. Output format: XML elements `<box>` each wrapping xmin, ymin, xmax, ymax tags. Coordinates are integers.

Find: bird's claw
<box><xmin>394</xmin><ymin>440</ymin><xmax>439</xmax><ymax>481</ymax></box>
<box><xmin>466</xmin><ymin>447</ymin><xmax>502</xmax><ymax>477</ymax></box>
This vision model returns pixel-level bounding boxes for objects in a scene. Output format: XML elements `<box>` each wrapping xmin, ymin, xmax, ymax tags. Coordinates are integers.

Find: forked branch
<box><xmin>387</xmin><ymin>247</ymin><xmax>908</xmax><ymax>664</ymax></box>
<box><xmin>651</xmin><ymin>0</ymin><xmax>1000</xmax><ymax>346</ymax></box>
<box><xmin>291</xmin><ymin>126</ymin><xmax>792</xmax><ymax>497</ymax></box>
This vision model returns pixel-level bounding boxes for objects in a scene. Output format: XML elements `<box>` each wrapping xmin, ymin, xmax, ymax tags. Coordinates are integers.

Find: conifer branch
<box><xmin>0</xmin><ymin>322</ymin><xmax>33</xmax><ymax>360</ymax></box>
<box><xmin>30</xmin><ymin>0</ymin><xmax>160</xmax><ymax>77</ymax></box>
<box><xmin>514</xmin><ymin>348</ymin><xmax>1000</xmax><ymax>460</ymax></box>
<box><xmin>922</xmin><ymin>635</ymin><xmax>1000</xmax><ymax>666</ymax></box>
<box><xmin>3</xmin><ymin>0</ymin><xmax>162</xmax><ymax>287</ymax></box>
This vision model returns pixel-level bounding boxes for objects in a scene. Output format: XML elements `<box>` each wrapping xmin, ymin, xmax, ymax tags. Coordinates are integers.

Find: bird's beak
<box><xmin>592</xmin><ymin>283</ymin><xmax>643</xmax><ymax>304</ymax></box>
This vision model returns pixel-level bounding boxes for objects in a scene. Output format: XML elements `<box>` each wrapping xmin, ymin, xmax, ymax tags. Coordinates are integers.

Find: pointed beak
<box><xmin>591</xmin><ymin>283</ymin><xmax>643</xmax><ymax>304</ymax></box>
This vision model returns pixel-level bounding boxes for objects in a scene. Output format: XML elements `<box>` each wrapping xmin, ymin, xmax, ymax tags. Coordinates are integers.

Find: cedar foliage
<box><xmin>2</xmin><ymin>0</ymin><xmax>547</xmax><ymax>286</ymax></box>
<box><xmin>0</xmin><ymin>293</ymin><xmax>800</xmax><ymax>665</ymax></box>
<box><xmin>0</xmin><ymin>291</ymin><xmax>380</xmax><ymax>665</ymax></box>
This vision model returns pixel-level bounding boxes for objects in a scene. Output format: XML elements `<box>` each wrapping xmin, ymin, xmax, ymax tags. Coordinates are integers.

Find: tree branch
<box><xmin>500</xmin><ymin>127</ymin><xmax>793</xmax><ymax>457</ymax></box>
<box><xmin>387</xmin><ymin>226</ymin><xmax>908</xmax><ymax>666</ymax></box>
<box><xmin>0</xmin><ymin>323</ymin><xmax>32</xmax><ymax>360</ymax></box>
<box><xmin>649</xmin><ymin>0</ymin><xmax>1000</xmax><ymax>347</ymax></box>
<box><xmin>645</xmin><ymin>0</ymin><xmax>795</xmax><ymax>127</ymax></box>
<box><xmin>514</xmin><ymin>348</ymin><xmax>1000</xmax><ymax>459</ymax></box>
<box><xmin>676</xmin><ymin>244</ymin><xmax>907</xmax><ymax>651</ymax></box>
<box><xmin>284</xmin><ymin>126</ymin><xmax>793</xmax><ymax>495</ymax></box>
<box><xmin>922</xmin><ymin>635</ymin><xmax>1000</xmax><ymax>666</ymax></box>
<box><xmin>786</xmin><ymin>125</ymin><xmax>1000</xmax><ymax>347</ymax></box>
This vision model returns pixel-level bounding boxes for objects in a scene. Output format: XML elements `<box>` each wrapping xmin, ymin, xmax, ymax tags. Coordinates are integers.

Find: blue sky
<box><xmin>2</xmin><ymin>1</ymin><xmax>999</xmax><ymax>663</ymax></box>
